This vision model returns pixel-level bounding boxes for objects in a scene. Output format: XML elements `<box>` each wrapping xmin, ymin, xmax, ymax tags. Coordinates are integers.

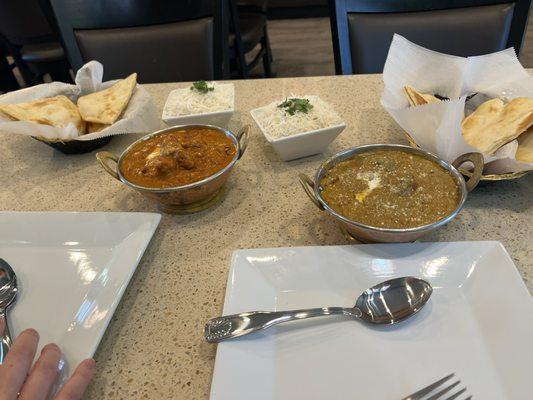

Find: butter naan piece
<box><xmin>404</xmin><ymin>86</ymin><xmax>441</xmax><ymax>106</ymax></box>
<box><xmin>462</xmin><ymin>97</ymin><xmax>533</xmax><ymax>154</ymax></box>
<box><xmin>86</xmin><ymin>122</ymin><xmax>109</xmax><ymax>133</ymax></box>
<box><xmin>0</xmin><ymin>95</ymin><xmax>85</xmax><ymax>133</ymax></box>
<box><xmin>77</xmin><ymin>73</ymin><xmax>137</xmax><ymax>125</ymax></box>
<box><xmin>516</xmin><ymin>128</ymin><xmax>533</xmax><ymax>163</ymax></box>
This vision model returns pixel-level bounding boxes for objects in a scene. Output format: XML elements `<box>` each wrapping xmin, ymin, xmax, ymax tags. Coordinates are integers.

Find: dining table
<box><xmin>0</xmin><ymin>74</ymin><xmax>531</xmax><ymax>399</ymax></box>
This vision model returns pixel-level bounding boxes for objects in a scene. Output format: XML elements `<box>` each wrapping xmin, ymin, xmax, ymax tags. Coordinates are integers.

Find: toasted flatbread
<box><xmin>516</xmin><ymin>128</ymin><xmax>533</xmax><ymax>163</ymax></box>
<box><xmin>0</xmin><ymin>109</ymin><xmax>15</xmax><ymax>121</ymax></box>
<box><xmin>86</xmin><ymin>122</ymin><xmax>109</xmax><ymax>133</ymax></box>
<box><xmin>0</xmin><ymin>95</ymin><xmax>85</xmax><ymax>133</ymax></box>
<box><xmin>404</xmin><ymin>86</ymin><xmax>441</xmax><ymax>106</ymax></box>
<box><xmin>77</xmin><ymin>73</ymin><xmax>137</xmax><ymax>125</ymax></box>
<box><xmin>462</xmin><ymin>97</ymin><xmax>533</xmax><ymax>154</ymax></box>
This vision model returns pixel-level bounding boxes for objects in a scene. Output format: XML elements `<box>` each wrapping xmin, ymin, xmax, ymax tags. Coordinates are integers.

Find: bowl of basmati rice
<box><xmin>162</xmin><ymin>81</ymin><xmax>234</xmax><ymax>128</ymax></box>
<box><xmin>250</xmin><ymin>95</ymin><xmax>345</xmax><ymax>161</ymax></box>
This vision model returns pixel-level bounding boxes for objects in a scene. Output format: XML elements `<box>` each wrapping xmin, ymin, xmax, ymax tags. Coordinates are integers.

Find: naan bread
<box><xmin>462</xmin><ymin>97</ymin><xmax>533</xmax><ymax>154</ymax></box>
<box><xmin>404</xmin><ymin>86</ymin><xmax>440</xmax><ymax>106</ymax></box>
<box><xmin>86</xmin><ymin>122</ymin><xmax>109</xmax><ymax>133</ymax></box>
<box><xmin>516</xmin><ymin>128</ymin><xmax>533</xmax><ymax>163</ymax></box>
<box><xmin>0</xmin><ymin>95</ymin><xmax>85</xmax><ymax>133</ymax></box>
<box><xmin>77</xmin><ymin>73</ymin><xmax>137</xmax><ymax>124</ymax></box>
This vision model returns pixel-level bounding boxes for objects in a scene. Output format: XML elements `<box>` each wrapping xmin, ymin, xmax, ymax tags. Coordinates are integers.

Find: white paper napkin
<box><xmin>0</xmin><ymin>61</ymin><xmax>160</xmax><ymax>141</ymax></box>
<box><xmin>381</xmin><ymin>34</ymin><xmax>533</xmax><ymax>174</ymax></box>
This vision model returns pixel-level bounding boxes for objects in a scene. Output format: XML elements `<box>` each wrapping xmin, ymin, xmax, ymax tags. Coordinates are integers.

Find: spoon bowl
<box><xmin>356</xmin><ymin>276</ymin><xmax>432</xmax><ymax>325</ymax></box>
<box><xmin>0</xmin><ymin>258</ymin><xmax>18</xmax><ymax>363</ymax></box>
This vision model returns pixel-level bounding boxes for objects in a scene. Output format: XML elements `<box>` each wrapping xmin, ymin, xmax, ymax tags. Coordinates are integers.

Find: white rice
<box><xmin>252</xmin><ymin>95</ymin><xmax>343</xmax><ymax>139</ymax></box>
<box><xmin>163</xmin><ymin>82</ymin><xmax>233</xmax><ymax>116</ymax></box>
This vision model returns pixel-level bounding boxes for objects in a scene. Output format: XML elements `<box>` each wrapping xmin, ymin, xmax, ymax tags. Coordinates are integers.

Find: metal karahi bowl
<box><xmin>299</xmin><ymin>144</ymin><xmax>484</xmax><ymax>243</ymax></box>
<box><xmin>96</xmin><ymin>124</ymin><xmax>249</xmax><ymax>214</ymax></box>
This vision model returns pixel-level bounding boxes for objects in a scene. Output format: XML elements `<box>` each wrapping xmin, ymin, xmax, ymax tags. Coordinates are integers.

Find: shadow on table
<box><xmin>3</xmin><ymin>133</ymin><xmax>143</xmax><ymax>197</ymax></box>
<box><xmin>466</xmin><ymin>174</ymin><xmax>533</xmax><ymax>213</ymax></box>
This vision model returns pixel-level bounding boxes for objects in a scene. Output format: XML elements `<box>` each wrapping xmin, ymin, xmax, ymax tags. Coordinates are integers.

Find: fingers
<box><xmin>55</xmin><ymin>358</ymin><xmax>95</xmax><ymax>400</ymax></box>
<box><xmin>0</xmin><ymin>328</ymin><xmax>39</xmax><ymax>400</ymax></box>
<box><xmin>18</xmin><ymin>343</ymin><xmax>61</xmax><ymax>400</ymax></box>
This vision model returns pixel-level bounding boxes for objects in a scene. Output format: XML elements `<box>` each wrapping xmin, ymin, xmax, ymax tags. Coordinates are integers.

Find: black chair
<box><xmin>329</xmin><ymin>0</ymin><xmax>532</xmax><ymax>74</ymax></box>
<box><xmin>0</xmin><ymin>0</ymin><xmax>71</xmax><ymax>85</ymax></box>
<box><xmin>0</xmin><ymin>42</ymin><xmax>20</xmax><ymax>93</ymax></box>
<box><xmin>230</xmin><ymin>0</ymin><xmax>273</xmax><ymax>78</ymax></box>
<box><xmin>45</xmin><ymin>0</ymin><xmax>229</xmax><ymax>83</ymax></box>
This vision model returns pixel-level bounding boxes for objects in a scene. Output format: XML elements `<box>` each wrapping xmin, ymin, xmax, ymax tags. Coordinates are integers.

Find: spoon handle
<box><xmin>0</xmin><ymin>310</ymin><xmax>12</xmax><ymax>364</ymax></box>
<box><xmin>204</xmin><ymin>307</ymin><xmax>361</xmax><ymax>343</ymax></box>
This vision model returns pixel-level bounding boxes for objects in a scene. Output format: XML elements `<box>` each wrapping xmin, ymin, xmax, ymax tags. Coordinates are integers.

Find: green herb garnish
<box><xmin>191</xmin><ymin>80</ymin><xmax>214</xmax><ymax>94</ymax></box>
<box><xmin>277</xmin><ymin>98</ymin><xmax>313</xmax><ymax>116</ymax></box>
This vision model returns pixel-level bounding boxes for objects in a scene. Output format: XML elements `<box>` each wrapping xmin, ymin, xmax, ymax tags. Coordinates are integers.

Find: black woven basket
<box><xmin>33</xmin><ymin>135</ymin><xmax>113</xmax><ymax>154</ymax></box>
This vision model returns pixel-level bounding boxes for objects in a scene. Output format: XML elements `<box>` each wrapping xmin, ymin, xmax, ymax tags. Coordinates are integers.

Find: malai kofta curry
<box><xmin>120</xmin><ymin>127</ymin><xmax>236</xmax><ymax>189</ymax></box>
<box><xmin>319</xmin><ymin>150</ymin><xmax>461</xmax><ymax>229</ymax></box>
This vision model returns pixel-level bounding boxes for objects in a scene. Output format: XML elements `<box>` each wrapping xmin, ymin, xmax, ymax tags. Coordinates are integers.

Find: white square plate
<box><xmin>0</xmin><ymin>212</ymin><xmax>160</xmax><ymax>386</ymax></box>
<box><xmin>210</xmin><ymin>242</ymin><xmax>533</xmax><ymax>400</ymax></box>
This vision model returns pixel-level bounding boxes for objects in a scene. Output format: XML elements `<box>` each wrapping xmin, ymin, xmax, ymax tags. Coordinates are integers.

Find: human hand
<box><xmin>0</xmin><ymin>321</ymin><xmax>95</xmax><ymax>400</ymax></box>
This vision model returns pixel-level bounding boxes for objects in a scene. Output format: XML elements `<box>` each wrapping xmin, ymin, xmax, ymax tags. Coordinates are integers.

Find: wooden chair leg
<box><xmin>261</xmin><ymin>37</ymin><xmax>272</xmax><ymax>78</ymax></box>
<box><xmin>16</xmin><ymin>60</ymin><xmax>39</xmax><ymax>86</ymax></box>
<box><xmin>238</xmin><ymin>51</ymin><xmax>248</xmax><ymax>79</ymax></box>
<box><xmin>0</xmin><ymin>57</ymin><xmax>20</xmax><ymax>91</ymax></box>
<box><xmin>263</xmin><ymin>26</ymin><xmax>273</xmax><ymax>63</ymax></box>
<box><xmin>229</xmin><ymin>0</ymin><xmax>248</xmax><ymax>79</ymax></box>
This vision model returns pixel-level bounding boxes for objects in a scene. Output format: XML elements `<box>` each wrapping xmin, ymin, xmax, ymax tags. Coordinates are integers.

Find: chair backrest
<box><xmin>0</xmin><ymin>0</ymin><xmax>55</xmax><ymax>45</ymax></box>
<box><xmin>236</xmin><ymin>0</ymin><xmax>268</xmax><ymax>13</ymax></box>
<box><xmin>329</xmin><ymin>0</ymin><xmax>531</xmax><ymax>74</ymax></box>
<box><xmin>45</xmin><ymin>0</ymin><xmax>229</xmax><ymax>83</ymax></box>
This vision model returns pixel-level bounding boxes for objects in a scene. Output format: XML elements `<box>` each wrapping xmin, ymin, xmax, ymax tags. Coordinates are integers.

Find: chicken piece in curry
<box><xmin>120</xmin><ymin>128</ymin><xmax>236</xmax><ymax>188</ymax></box>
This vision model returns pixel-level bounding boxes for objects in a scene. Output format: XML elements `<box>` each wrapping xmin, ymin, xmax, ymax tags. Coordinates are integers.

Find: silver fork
<box><xmin>401</xmin><ymin>373</ymin><xmax>471</xmax><ymax>400</ymax></box>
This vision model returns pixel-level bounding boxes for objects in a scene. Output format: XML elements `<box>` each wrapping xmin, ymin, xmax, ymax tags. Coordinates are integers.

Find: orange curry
<box><xmin>120</xmin><ymin>128</ymin><xmax>236</xmax><ymax>188</ymax></box>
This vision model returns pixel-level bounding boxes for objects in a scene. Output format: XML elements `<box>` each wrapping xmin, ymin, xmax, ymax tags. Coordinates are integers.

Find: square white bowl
<box><xmin>250</xmin><ymin>107</ymin><xmax>346</xmax><ymax>161</ymax></box>
<box><xmin>162</xmin><ymin>84</ymin><xmax>234</xmax><ymax>128</ymax></box>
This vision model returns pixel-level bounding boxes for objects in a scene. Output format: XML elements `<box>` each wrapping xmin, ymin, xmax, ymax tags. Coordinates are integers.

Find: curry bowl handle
<box><xmin>452</xmin><ymin>152</ymin><xmax>484</xmax><ymax>192</ymax></box>
<box><xmin>96</xmin><ymin>151</ymin><xmax>120</xmax><ymax>181</ymax></box>
<box><xmin>236</xmin><ymin>125</ymin><xmax>250</xmax><ymax>160</ymax></box>
<box><xmin>298</xmin><ymin>173</ymin><xmax>324</xmax><ymax>210</ymax></box>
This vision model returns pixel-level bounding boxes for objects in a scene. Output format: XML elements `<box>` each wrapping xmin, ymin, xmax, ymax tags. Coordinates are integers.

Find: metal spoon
<box><xmin>204</xmin><ymin>276</ymin><xmax>432</xmax><ymax>343</ymax></box>
<box><xmin>0</xmin><ymin>258</ymin><xmax>18</xmax><ymax>364</ymax></box>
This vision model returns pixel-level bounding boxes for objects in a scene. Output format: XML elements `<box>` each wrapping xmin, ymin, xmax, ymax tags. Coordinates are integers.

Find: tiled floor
<box><xmin>265</xmin><ymin>17</ymin><xmax>533</xmax><ymax>78</ymax></box>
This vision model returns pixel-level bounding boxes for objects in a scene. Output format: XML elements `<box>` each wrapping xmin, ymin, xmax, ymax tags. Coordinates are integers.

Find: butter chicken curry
<box><xmin>120</xmin><ymin>127</ymin><xmax>236</xmax><ymax>189</ymax></box>
<box><xmin>319</xmin><ymin>150</ymin><xmax>460</xmax><ymax>229</ymax></box>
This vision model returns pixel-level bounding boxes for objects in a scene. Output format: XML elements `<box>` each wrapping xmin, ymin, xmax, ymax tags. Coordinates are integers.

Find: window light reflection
<box><xmin>424</xmin><ymin>256</ymin><xmax>449</xmax><ymax>278</ymax></box>
<box><xmin>246</xmin><ymin>255</ymin><xmax>280</xmax><ymax>265</ymax></box>
<box><xmin>68</xmin><ymin>298</ymin><xmax>93</xmax><ymax>332</ymax></box>
<box><xmin>68</xmin><ymin>251</ymin><xmax>98</xmax><ymax>284</ymax></box>
<box><xmin>370</xmin><ymin>258</ymin><xmax>395</xmax><ymax>277</ymax></box>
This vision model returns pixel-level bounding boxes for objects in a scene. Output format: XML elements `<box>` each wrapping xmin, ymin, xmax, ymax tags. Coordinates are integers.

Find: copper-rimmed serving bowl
<box><xmin>96</xmin><ymin>124</ymin><xmax>249</xmax><ymax>214</ymax></box>
<box><xmin>299</xmin><ymin>144</ymin><xmax>484</xmax><ymax>243</ymax></box>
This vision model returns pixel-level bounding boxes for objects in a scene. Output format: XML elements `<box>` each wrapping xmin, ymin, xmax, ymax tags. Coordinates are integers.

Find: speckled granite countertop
<box><xmin>0</xmin><ymin>75</ymin><xmax>531</xmax><ymax>399</ymax></box>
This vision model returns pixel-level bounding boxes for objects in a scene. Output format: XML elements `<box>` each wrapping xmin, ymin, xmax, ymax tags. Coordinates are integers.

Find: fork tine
<box><xmin>426</xmin><ymin>380</ymin><xmax>460</xmax><ymax>400</ymax></box>
<box><xmin>401</xmin><ymin>373</ymin><xmax>455</xmax><ymax>400</ymax></box>
<box><xmin>443</xmin><ymin>387</ymin><xmax>467</xmax><ymax>400</ymax></box>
